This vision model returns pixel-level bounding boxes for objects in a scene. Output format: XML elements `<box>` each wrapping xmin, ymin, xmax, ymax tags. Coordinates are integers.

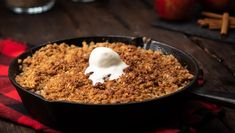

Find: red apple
<box><xmin>155</xmin><ymin>0</ymin><xmax>195</xmax><ymax>21</ymax></box>
<box><xmin>200</xmin><ymin>0</ymin><xmax>229</xmax><ymax>11</ymax></box>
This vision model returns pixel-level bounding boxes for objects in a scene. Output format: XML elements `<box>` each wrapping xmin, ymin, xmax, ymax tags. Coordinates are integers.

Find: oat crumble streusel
<box><xmin>15</xmin><ymin>42</ymin><xmax>194</xmax><ymax>104</ymax></box>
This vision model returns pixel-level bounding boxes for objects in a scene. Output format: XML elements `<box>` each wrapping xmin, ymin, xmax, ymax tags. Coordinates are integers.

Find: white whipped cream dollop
<box><xmin>85</xmin><ymin>47</ymin><xmax>128</xmax><ymax>85</ymax></box>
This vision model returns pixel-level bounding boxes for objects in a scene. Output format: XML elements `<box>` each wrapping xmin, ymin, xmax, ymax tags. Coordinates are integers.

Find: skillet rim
<box><xmin>8</xmin><ymin>36</ymin><xmax>200</xmax><ymax>106</ymax></box>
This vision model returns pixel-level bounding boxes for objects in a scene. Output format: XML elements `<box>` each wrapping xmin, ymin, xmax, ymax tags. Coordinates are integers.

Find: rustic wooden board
<box><xmin>0</xmin><ymin>119</ymin><xmax>34</xmax><ymax>133</ymax></box>
<box><xmin>0</xmin><ymin>0</ymin><xmax>235</xmax><ymax>132</ymax></box>
<box><xmin>152</xmin><ymin>19</ymin><xmax>235</xmax><ymax>44</ymax></box>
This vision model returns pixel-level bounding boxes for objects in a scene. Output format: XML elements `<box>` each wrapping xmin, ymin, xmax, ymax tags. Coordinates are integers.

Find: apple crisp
<box><xmin>15</xmin><ymin>42</ymin><xmax>193</xmax><ymax>104</ymax></box>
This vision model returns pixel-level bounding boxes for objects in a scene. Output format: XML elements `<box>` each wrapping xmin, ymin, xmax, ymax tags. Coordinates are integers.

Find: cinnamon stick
<box><xmin>209</xmin><ymin>23</ymin><xmax>221</xmax><ymax>29</ymax></box>
<box><xmin>198</xmin><ymin>18</ymin><xmax>235</xmax><ymax>29</ymax></box>
<box><xmin>202</xmin><ymin>11</ymin><xmax>235</xmax><ymax>25</ymax></box>
<box><xmin>209</xmin><ymin>23</ymin><xmax>235</xmax><ymax>29</ymax></box>
<box><xmin>198</xmin><ymin>18</ymin><xmax>221</xmax><ymax>26</ymax></box>
<box><xmin>220</xmin><ymin>12</ymin><xmax>229</xmax><ymax>36</ymax></box>
<box><xmin>197</xmin><ymin>19</ymin><xmax>209</xmax><ymax>26</ymax></box>
<box><xmin>202</xmin><ymin>12</ymin><xmax>221</xmax><ymax>19</ymax></box>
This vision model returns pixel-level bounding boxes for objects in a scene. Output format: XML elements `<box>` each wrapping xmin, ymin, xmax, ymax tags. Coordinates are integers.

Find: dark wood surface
<box><xmin>0</xmin><ymin>0</ymin><xmax>235</xmax><ymax>132</ymax></box>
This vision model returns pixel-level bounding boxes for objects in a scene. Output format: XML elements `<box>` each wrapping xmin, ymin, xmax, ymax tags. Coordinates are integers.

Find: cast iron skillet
<box><xmin>8</xmin><ymin>36</ymin><xmax>235</xmax><ymax>132</ymax></box>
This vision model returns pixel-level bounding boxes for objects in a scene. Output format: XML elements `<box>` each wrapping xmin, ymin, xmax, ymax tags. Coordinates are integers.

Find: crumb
<box><xmin>15</xmin><ymin>42</ymin><xmax>193</xmax><ymax>104</ymax></box>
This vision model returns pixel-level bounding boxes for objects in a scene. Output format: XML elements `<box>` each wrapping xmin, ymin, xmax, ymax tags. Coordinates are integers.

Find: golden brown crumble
<box><xmin>15</xmin><ymin>42</ymin><xmax>193</xmax><ymax>104</ymax></box>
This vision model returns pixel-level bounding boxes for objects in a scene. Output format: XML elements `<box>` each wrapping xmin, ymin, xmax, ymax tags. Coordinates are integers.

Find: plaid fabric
<box><xmin>0</xmin><ymin>39</ymin><xmax>59</xmax><ymax>133</ymax></box>
<box><xmin>0</xmin><ymin>38</ymin><xmax>222</xmax><ymax>133</ymax></box>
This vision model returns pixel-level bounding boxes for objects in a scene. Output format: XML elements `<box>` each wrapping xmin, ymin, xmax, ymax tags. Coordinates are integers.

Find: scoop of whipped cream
<box><xmin>85</xmin><ymin>47</ymin><xmax>128</xmax><ymax>85</ymax></box>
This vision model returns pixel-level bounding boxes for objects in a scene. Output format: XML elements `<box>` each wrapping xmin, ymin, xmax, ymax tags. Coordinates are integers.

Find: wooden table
<box><xmin>0</xmin><ymin>0</ymin><xmax>235</xmax><ymax>132</ymax></box>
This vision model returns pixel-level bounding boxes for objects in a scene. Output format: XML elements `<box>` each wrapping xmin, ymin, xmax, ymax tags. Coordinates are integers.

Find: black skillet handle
<box><xmin>190</xmin><ymin>70</ymin><xmax>235</xmax><ymax>108</ymax></box>
<box><xmin>191</xmin><ymin>88</ymin><xmax>235</xmax><ymax>108</ymax></box>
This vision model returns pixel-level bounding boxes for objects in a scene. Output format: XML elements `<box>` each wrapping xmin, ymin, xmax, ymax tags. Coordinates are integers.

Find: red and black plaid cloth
<box><xmin>0</xmin><ymin>38</ymin><xmax>222</xmax><ymax>133</ymax></box>
<box><xmin>0</xmin><ymin>39</ymin><xmax>58</xmax><ymax>133</ymax></box>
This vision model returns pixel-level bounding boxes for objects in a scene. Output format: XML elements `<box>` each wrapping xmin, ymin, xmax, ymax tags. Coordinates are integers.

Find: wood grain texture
<box><xmin>0</xmin><ymin>2</ymin><xmax>78</xmax><ymax>45</ymax></box>
<box><xmin>56</xmin><ymin>0</ymin><xmax>131</xmax><ymax>36</ymax></box>
<box><xmin>0</xmin><ymin>119</ymin><xmax>34</xmax><ymax>133</ymax></box>
<box><xmin>222</xmin><ymin>107</ymin><xmax>235</xmax><ymax>133</ymax></box>
<box><xmin>0</xmin><ymin>0</ymin><xmax>235</xmax><ymax>132</ymax></box>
